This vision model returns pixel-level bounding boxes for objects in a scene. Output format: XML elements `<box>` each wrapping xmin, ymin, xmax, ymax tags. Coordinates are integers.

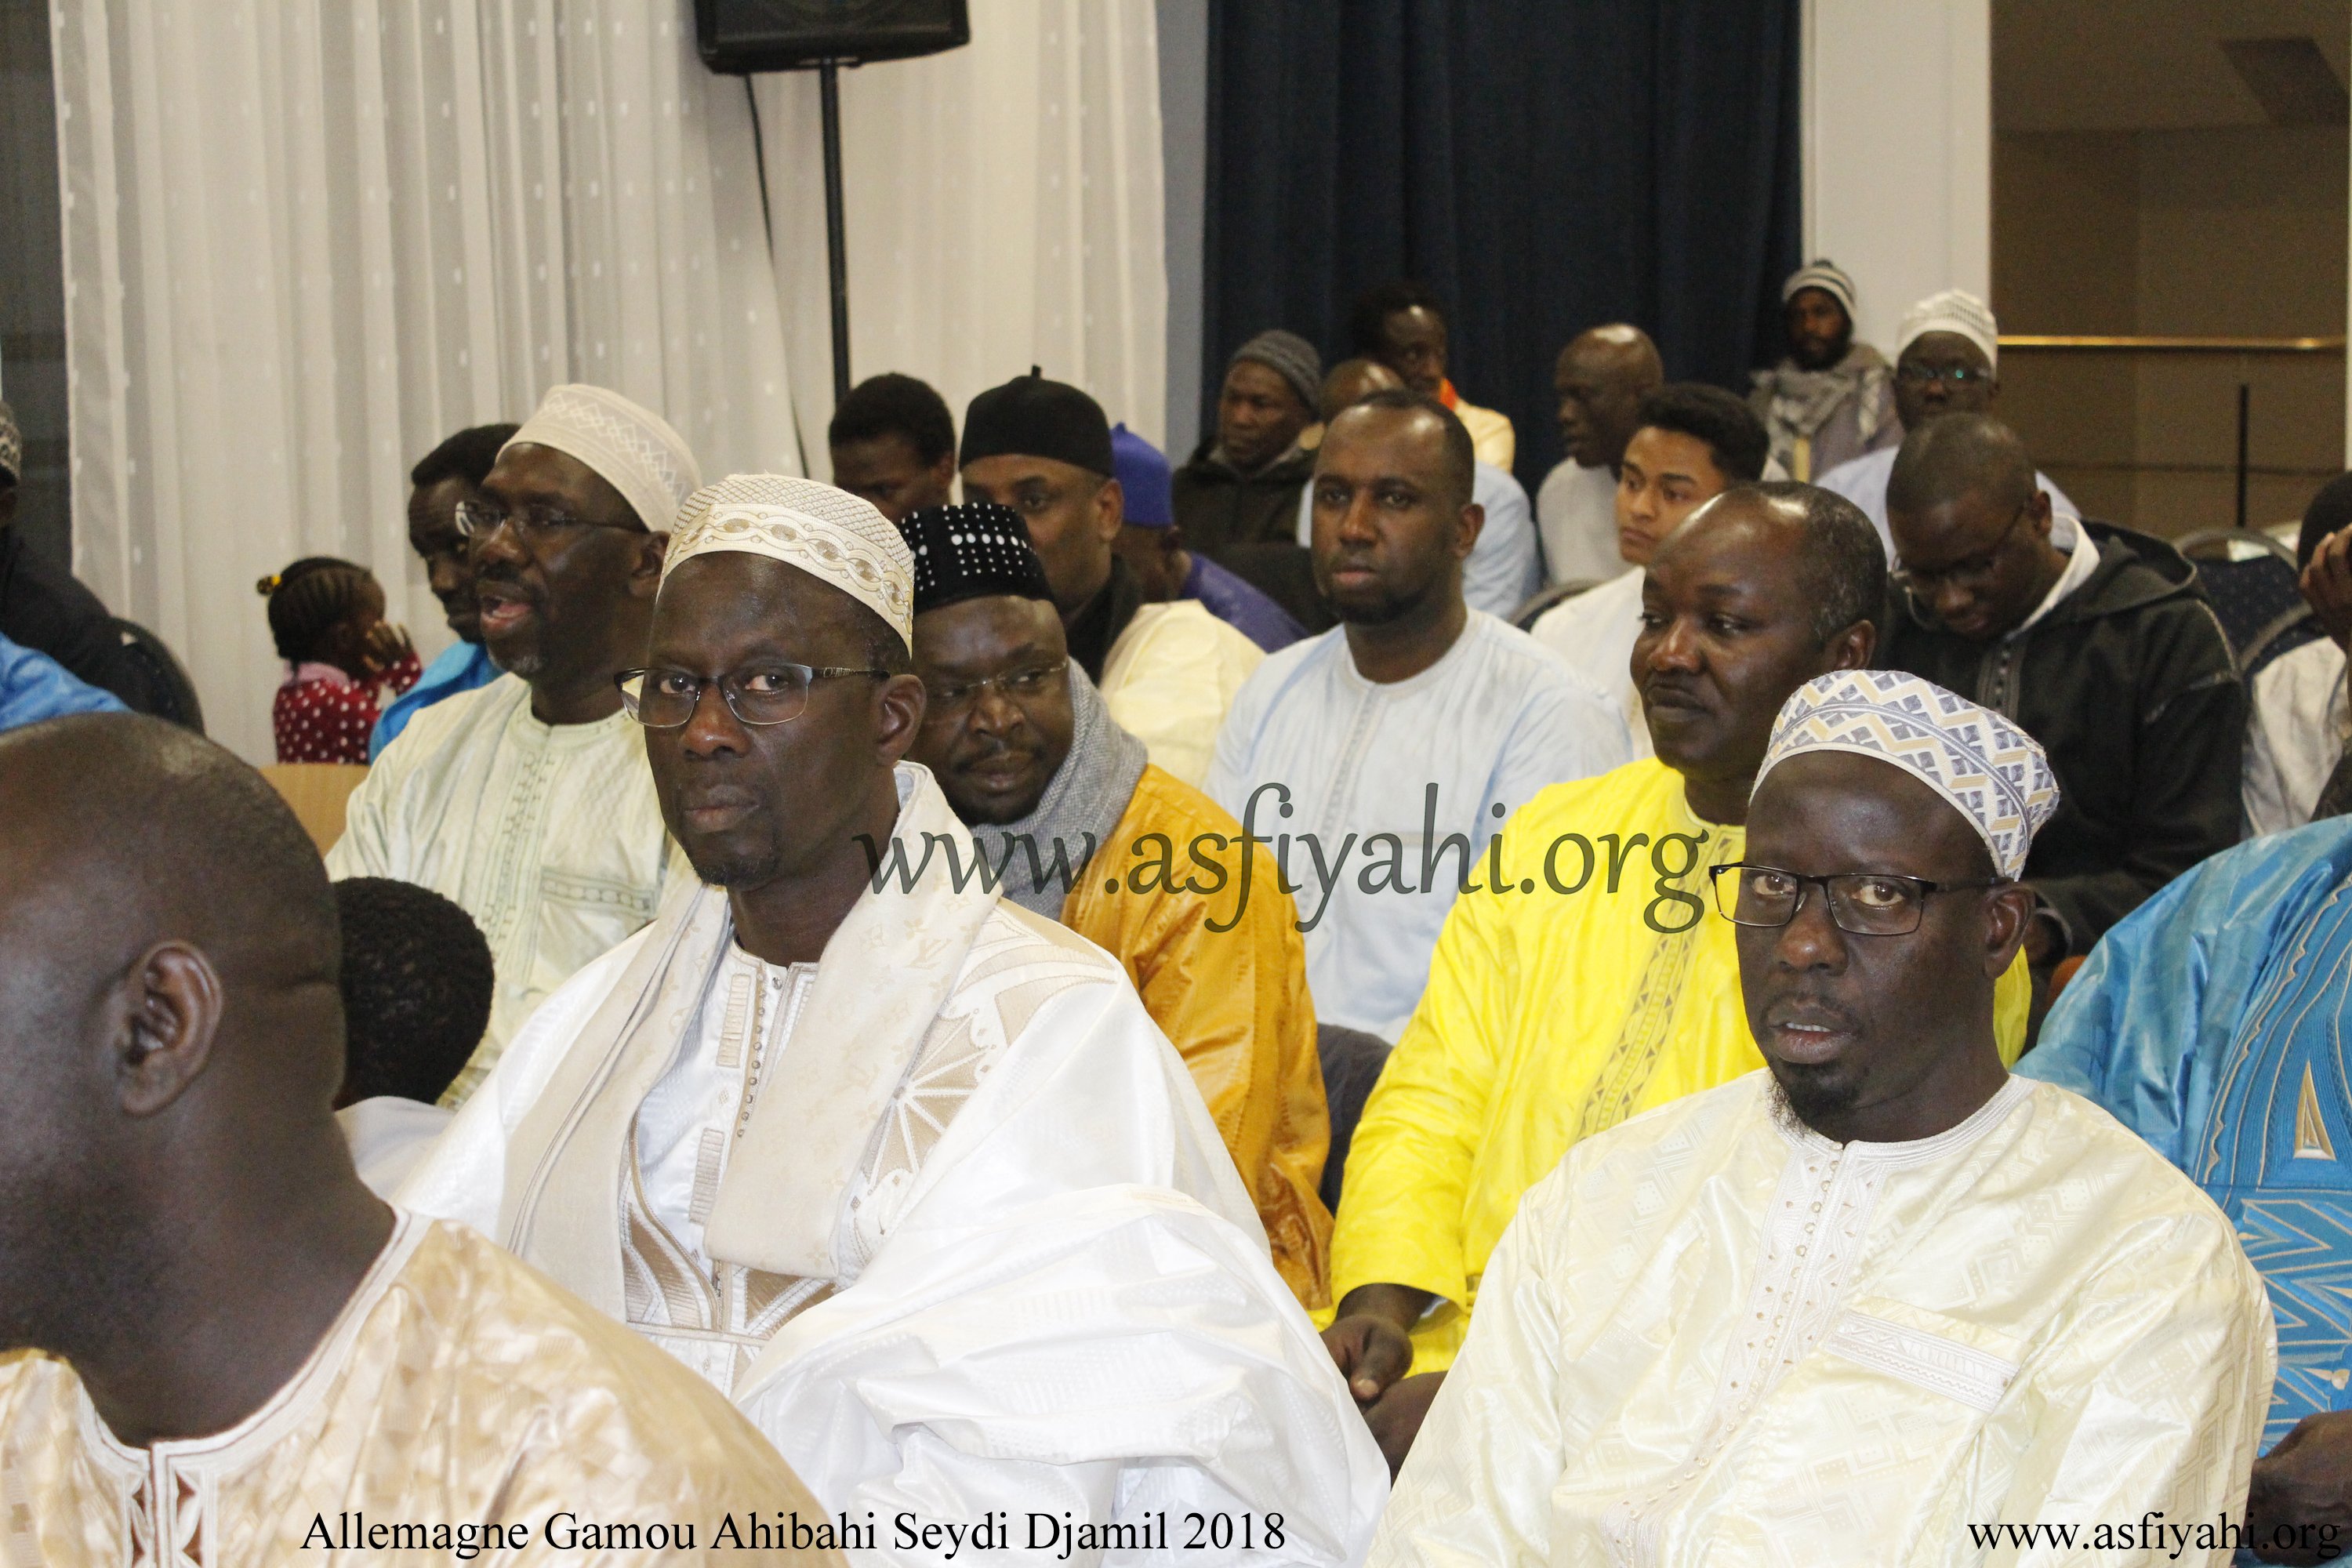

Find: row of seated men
<box><xmin>2</xmin><ymin>281</ymin><xmax>2347</xmax><ymax>1563</ymax></box>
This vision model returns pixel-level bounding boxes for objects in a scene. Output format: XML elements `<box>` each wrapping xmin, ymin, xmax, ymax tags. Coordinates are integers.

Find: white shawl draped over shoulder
<box><xmin>400</xmin><ymin>764</ymin><xmax>1386</xmax><ymax>1566</ymax></box>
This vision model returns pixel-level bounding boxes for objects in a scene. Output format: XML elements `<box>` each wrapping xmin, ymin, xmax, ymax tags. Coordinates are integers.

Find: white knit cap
<box><xmin>1780</xmin><ymin>259</ymin><xmax>1858</xmax><ymax>319</ymax></box>
<box><xmin>503</xmin><ymin>384</ymin><xmax>702</xmax><ymax>532</ymax></box>
<box><xmin>1896</xmin><ymin>289</ymin><xmax>2001</xmax><ymax>370</ymax></box>
<box><xmin>1756</xmin><ymin>670</ymin><xmax>2059</xmax><ymax>881</ymax></box>
<box><xmin>663</xmin><ymin>474</ymin><xmax>915</xmax><ymax>646</ymax></box>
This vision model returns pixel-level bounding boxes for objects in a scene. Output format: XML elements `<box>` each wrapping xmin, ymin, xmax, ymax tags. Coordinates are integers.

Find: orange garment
<box><xmin>1436</xmin><ymin>378</ymin><xmax>1515</xmax><ymax>471</ymax></box>
<box><xmin>1060</xmin><ymin>764</ymin><xmax>1334</xmax><ymax>1307</ymax></box>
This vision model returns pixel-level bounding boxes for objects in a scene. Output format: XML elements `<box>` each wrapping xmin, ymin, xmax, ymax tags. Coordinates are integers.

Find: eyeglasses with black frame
<box><xmin>1708</xmin><ymin>862</ymin><xmax>2004</xmax><ymax>937</ymax></box>
<box><xmin>1888</xmin><ymin>497</ymin><xmax>2034</xmax><ymax>600</ymax></box>
<box><xmin>1893</xmin><ymin>361</ymin><xmax>1991</xmax><ymax>387</ymax></box>
<box><xmin>453</xmin><ymin>498</ymin><xmax>638</xmax><ymax>542</ymax></box>
<box><xmin>925</xmin><ymin>661</ymin><xmax>1068</xmax><ymax>719</ymax></box>
<box><xmin>615</xmin><ymin>664</ymin><xmax>888</xmax><ymax>729</ymax></box>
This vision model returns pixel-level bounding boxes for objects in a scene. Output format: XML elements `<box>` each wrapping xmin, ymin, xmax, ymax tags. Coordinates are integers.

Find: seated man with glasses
<box><xmin>898</xmin><ymin>500</ymin><xmax>1333</xmax><ymax>1309</ymax></box>
<box><xmin>1877</xmin><ymin>411</ymin><xmax>2242</xmax><ymax>978</ymax></box>
<box><xmin>1372</xmin><ymin>670</ymin><xmax>2274</xmax><ymax>1566</ymax></box>
<box><xmin>1816</xmin><ymin>289</ymin><xmax>2081</xmax><ymax>557</ymax></box>
<box><xmin>1323</xmin><ymin>484</ymin><xmax>2035</xmax><ymax>1476</ymax></box>
<box><xmin>400</xmin><ymin>474</ymin><xmax>1390</xmax><ymax>1564</ymax></box>
<box><xmin>331</xmin><ymin>384</ymin><xmax>701</xmax><ymax>1102</ymax></box>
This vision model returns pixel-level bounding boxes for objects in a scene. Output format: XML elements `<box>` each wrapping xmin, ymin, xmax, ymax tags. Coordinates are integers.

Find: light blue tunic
<box><xmin>2023</xmin><ymin>817</ymin><xmax>2352</xmax><ymax>1446</ymax></box>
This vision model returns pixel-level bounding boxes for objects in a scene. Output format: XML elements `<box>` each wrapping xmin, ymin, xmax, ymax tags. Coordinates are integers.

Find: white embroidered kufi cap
<box><xmin>503</xmin><ymin>383</ymin><xmax>702</xmax><ymax>532</ymax></box>
<box><xmin>1755</xmin><ymin>670</ymin><xmax>2059</xmax><ymax>881</ymax></box>
<box><xmin>1896</xmin><ymin>289</ymin><xmax>2001</xmax><ymax>370</ymax></box>
<box><xmin>664</xmin><ymin>474</ymin><xmax>915</xmax><ymax>645</ymax></box>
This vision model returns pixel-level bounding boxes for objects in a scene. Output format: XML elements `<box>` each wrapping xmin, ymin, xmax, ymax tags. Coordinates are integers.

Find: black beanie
<box><xmin>958</xmin><ymin>369</ymin><xmax>1115</xmax><ymax>476</ymax></box>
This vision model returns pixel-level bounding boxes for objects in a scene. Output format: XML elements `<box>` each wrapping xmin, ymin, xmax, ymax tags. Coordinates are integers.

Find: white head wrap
<box><xmin>1755</xmin><ymin>670</ymin><xmax>2059</xmax><ymax>881</ymax></box>
<box><xmin>503</xmin><ymin>384</ymin><xmax>702</xmax><ymax>532</ymax></box>
<box><xmin>662</xmin><ymin>474</ymin><xmax>915</xmax><ymax>647</ymax></box>
<box><xmin>1896</xmin><ymin>289</ymin><xmax>2001</xmax><ymax>371</ymax></box>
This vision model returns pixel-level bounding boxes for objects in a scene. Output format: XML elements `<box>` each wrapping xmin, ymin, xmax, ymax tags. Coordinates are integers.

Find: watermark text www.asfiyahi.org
<box><xmin>858</xmin><ymin>782</ymin><xmax>1714</xmax><ymax>936</ymax></box>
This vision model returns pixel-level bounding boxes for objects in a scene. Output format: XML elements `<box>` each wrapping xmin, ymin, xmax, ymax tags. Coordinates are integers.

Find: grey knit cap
<box><xmin>1229</xmin><ymin>330</ymin><xmax>1323</xmax><ymax>412</ymax></box>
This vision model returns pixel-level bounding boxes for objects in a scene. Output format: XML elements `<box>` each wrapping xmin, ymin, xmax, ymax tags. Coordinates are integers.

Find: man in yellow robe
<box><xmin>0</xmin><ymin>714</ymin><xmax>831</xmax><ymax>1566</ymax></box>
<box><xmin>1372</xmin><ymin>671</ymin><xmax>2273</xmax><ymax>1565</ymax></box>
<box><xmin>900</xmin><ymin>501</ymin><xmax>1332</xmax><ymax>1306</ymax></box>
<box><xmin>1325</xmin><ymin>485</ymin><xmax>2034</xmax><ymax>1470</ymax></box>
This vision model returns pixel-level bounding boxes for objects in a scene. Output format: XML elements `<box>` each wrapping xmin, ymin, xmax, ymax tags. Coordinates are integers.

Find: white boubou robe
<box><xmin>401</xmin><ymin>763</ymin><xmax>1386</xmax><ymax>1566</ymax></box>
<box><xmin>1372</xmin><ymin>1073</ymin><xmax>2274</xmax><ymax>1568</ymax></box>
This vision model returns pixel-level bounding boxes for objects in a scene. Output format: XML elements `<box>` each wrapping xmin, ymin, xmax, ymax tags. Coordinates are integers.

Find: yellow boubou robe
<box><xmin>1060</xmin><ymin>764</ymin><xmax>1334</xmax><ymax>1308</ymax></box>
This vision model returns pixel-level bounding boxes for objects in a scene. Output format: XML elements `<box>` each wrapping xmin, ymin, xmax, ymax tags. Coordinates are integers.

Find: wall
<box><xmin>1802</xmin><ymin>0</ymin><xmax>1990</xmax><ymax>354</ymax></box>
<box><xmin>1991</xmin><ymin>129</ymin><xmax>2142</xmax><ymax>524</ymax></box>
<box><xmin>1995</xmin><ymin>125</ymin><xmax>2347</xmax><ymax>535</ymax></box>
<box><xmin>1156</xmin><ymin>0</ymin><xmax>1207</xmax><ymax>464</ymax></box>
<box><xmin>757</xmin><ymin>1</ymin><xmax>1169</xmax><ymax>480</ymax></box>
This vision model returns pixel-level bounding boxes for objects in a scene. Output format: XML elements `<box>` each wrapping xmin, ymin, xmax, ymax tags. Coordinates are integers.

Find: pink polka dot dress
<box><xmin>272</xmin><ymin>651</ymin><xmax>421</xmax><ymax>764</ymax></box>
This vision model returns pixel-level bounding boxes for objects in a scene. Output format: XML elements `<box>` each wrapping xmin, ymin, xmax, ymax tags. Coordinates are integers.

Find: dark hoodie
<box><xmin>1878</xmin><ymin>520</ymin><xmax>2243</xmax><ymax>956</ymax></box>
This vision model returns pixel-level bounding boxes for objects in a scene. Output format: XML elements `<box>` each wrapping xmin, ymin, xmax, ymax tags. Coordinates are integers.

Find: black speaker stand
<box><xmin>818</xmin><ymin>59</ymin><xmax>851</xmax><ymax>405</ymax></box>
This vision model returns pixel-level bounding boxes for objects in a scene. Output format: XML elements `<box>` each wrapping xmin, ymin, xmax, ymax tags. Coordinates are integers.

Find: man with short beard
<box><xmin>401</xmin><ymin>475</ymin><xmax>1388</xmax><ymax>1563</ymax></box>
<box><xmin>330</xmin><ymin>385</ymin><xmax>699</xmax><ymax>1101</ymax></box>
<box><xmin>1748</xmin><ymin>260</ymin><xmax>1900</xmax><ymax>481</ymax></box>
<box><xmin>902</xmin><ymin>500</ymin><xmax>1331</xmax><ymax>1305</ymax></box>
<box><xmin>369</xmin><ymin>422</ymin><xmax>517</xmax><ymax>756</ymax></box>
<box><xmin>1294</xmin><ymin>358</ymin><xmax>1543</xmax><ymax>622</ymax></box>
<box><xmin>1371</xmin><ymin>672</ymin><xmax>2271</xmax><ymax>1566</ymax></box>
<box><xmin>1207</xmin><ymin>389</ymin><xmax>1628</xmax><ymax>1044</ymax></box>
<box><xmin>1170</xmin><ymin>329</ymin><xmax>1324</xmax><ymax>558</ymax></box>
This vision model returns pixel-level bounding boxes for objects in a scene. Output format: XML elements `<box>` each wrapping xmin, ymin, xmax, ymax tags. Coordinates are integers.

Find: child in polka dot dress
<box><xmin>259</xmin><ymin>557</ymin><xmax>422</xmax><ymax>764</ymax></box>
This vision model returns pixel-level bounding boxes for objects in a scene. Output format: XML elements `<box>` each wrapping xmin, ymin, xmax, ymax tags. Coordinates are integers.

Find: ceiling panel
<box><xmin>1994</xmin><ymin>0</ymin><xmax>2349</xmax><ymax>130</ymax></box>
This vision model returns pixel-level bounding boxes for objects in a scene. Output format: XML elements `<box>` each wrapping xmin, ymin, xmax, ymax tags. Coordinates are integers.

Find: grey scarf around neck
<box><xmin>992</xmin><ymin>659</ymin><xmax>1150</xmax><ymax>916</ymax></box>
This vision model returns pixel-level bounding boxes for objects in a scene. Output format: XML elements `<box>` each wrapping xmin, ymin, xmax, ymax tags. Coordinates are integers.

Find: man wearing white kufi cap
<box><xmin>1816</xmin><ymin>287</ymin><xmax>2082</xmax><ymax>557</ymax></box>
<box><xmin>1374</xmin><ymin>669</ymin><xmax>2273</xmax><ymax>1567</ymax></box>
<box><xmin>330</xmin><ymin>383</ymin><xmax>702</xmax><ymax>1105</ymax></box>
<box><xmin>401</xmin><ymin>474</ymin><xmax>1390</xmax><ymax>1566</ymax></box>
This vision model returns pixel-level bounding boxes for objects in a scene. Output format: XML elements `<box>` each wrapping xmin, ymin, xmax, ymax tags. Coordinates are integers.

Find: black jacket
<box><xmin>1169</xmin><ymin>441</ymin><xmax>1314</xmax><ymax>555</ymax></box>
<box><xmin>1877</xmin><ymin>520</ymin><xmax>2244</xmax><ymax>956</ymax></box>
<box><xmin>1169</xmin><ymin>444</ymin><xmax>1330</xmax><ymax>633</ymax></box>
<box><xmin>0</xmin><ymin>525</ymin><xmax>147</xmax><ymax>707</ymax></box>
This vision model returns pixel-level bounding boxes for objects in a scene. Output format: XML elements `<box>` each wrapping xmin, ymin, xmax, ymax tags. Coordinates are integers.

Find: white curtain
<box><xmin>754</xmin><ymin>0</ymin><xmax>1168</xmax><ymax>475</ymax></box>
<box><xmin>52</xmin><ymin>0</ymin><xmax>799</xmax><ymax>763</ymax></box>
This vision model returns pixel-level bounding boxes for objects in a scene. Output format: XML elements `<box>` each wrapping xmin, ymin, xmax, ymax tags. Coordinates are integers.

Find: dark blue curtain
<box><xmin>1202</xmin><ymin>0</ymin><xmax>1802</xmax><ymax>488</ymax></box>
